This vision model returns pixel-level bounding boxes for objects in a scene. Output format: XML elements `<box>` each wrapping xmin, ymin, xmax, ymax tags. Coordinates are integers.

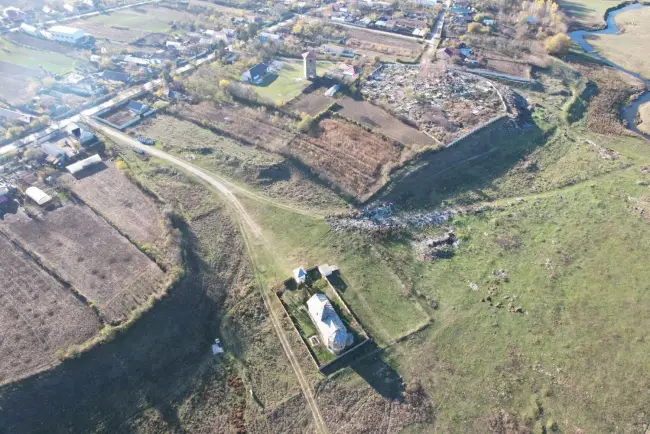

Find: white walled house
<box><xmin>48</xmin><ymin>26</ymin><xmax>86</xmax><ymax>44</ymax></box>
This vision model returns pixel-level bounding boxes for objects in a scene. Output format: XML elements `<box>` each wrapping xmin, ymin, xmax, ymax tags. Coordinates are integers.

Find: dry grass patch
<box><xmin>0</xmin><ymin>235</ymin><xmax>101</xmax><ymax>384</ymax></box>
<box><xmin>1</xmin><ymin>204</ymin><xmax>165</xmax><ymax>324</ymax></box>
<box><xmin>170</xmin><ymin>102</ymin><xmax>296</xmax><ymax>152</ymax></box>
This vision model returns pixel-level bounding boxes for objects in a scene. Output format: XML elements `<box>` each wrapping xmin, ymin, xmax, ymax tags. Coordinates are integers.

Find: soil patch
<box><xmin>1</xmin><ymin>204</ymin><xmax>165</xmax><ymax>324</ymax></box>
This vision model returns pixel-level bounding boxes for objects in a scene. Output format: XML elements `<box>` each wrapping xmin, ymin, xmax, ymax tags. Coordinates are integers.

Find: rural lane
<box><xmin>84</xmin><ymin>117</ymin><xmax>330</xmax><ymax>434</ymax></box>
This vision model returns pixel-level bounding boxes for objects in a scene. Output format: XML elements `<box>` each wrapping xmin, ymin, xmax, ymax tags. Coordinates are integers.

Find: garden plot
<box><xmin>0</xmin><ymin>235</ymin><xmax>101</xmax><ymax>384</ymax></box>
<box><xmin>1</xmin><ymin>204</ymin><xmax>165</xmax><ymax>324</ymax></box>
<box><xmin>344</xmin><ymin>28</ymin><xmax>423</xmax><ymax>61</ymax></box>
<box><xmin>286</xmin><ymin>93</ymin><xmax>334</xmax><ymax>116</ymax></box>
<box><xmin>286</xmin><ymin>118</ymin><xmax>408</xmax><ymax>202</ymax></box>
<box><xmin>61</xmin><ymin>162</ymin><xmax>164</xmax><ymax>245</ymax></box>
<box><xmin>362</xmin><ymin>64</ymin><xmax>504</xmax><ymax>144</ymax></box>
<box><xmin>336</xmin><ymin>96</ymin><xmax>438</xmax><ymax>148</ymax></box>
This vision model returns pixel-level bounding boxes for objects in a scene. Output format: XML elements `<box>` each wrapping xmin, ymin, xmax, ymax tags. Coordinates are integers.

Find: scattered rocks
<box><xmin>585</xmin><ymin>138</ymin><xmax>619</xmax><ymax>160</ymax></box>
<box><xmin>469</xmin><ymin>281</ymin><xmax>479</xmax><ymax>291</ymax></box>
<box><xmin>326</xmin><ymin>202</ymin><xmax>497</xmax><ymax>233</ymax></box>
<box><xmin>493</xmin><ymin>269</ymin><xmax>509</xmax><ymax>281</ymax></box>
<box><xmin>412</xmin><ymin>230</ymin><xmax>457</xmax><ymax>260</ymax></box>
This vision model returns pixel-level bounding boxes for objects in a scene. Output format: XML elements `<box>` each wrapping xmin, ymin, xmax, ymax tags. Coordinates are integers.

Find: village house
<box><xmin>66</xmin><ymin>122</ymin><xmax>95</xmax><ymax>147</ymax></box>
<box><xmin>241</xmin><ymin>63</ymin><xmax>269</xmax><ymax>84</ymax></box>
<box><xmin>127</xmin><ymin>101</ymin><xmax>150</xmax><ymax>116</ymax></box>
<box><xmin>258</xmin><ymin>31</ymin><xmax>284</xmax><ymax>44</ymax></box>
<box><xmin>0</xmin><ymin>108</ymin><xmax>32</xmax><ymax>126</ymax></box>
<box><xmin>47</xmin><ymin>26</ymin><xmax>87</xmax><ymax>44</ymax></box>
<box><xmin>100</xmin><ymin>70</ymin><xmax>131</xmax><ymax>83</ymax></box>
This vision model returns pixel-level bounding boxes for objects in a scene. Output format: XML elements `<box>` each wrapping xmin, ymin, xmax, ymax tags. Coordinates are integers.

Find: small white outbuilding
<box><xmin>25</xmin><ymin>186</ymin><xmax>52</xmax><ymax>206</ymax></box>
<box><xmin>293</xmin><ymin>266</ymin><xmax>307</xmax><ymax>285</ymax></box>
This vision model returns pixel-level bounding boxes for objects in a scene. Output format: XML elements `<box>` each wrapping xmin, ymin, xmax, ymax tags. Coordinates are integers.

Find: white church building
<box><xmin>307</xmin><ymin>293</ymin><xmax>353</xmax><ymax>354</ymax></box>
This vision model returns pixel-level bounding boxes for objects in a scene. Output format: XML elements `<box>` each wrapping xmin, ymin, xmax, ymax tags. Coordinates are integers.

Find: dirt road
<box><xmin>85</xmin><ymin>118</ymin><xmax>330</xmax><ymax>434</ymax></box>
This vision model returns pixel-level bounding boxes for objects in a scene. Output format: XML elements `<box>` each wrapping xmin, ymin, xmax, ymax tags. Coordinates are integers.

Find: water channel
<box><xmin>568</xmin><ymin>3</ymin><xmax>650</xmax><ymax>138</ymax></box>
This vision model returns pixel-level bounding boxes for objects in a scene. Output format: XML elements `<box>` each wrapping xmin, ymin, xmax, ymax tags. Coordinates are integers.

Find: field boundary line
<box><xmin>63</xmin><ymin>188</ymin><xmax>168</xmax><ymax>272</ymax></box>
<box><xmin>0</xmin><ymin>228</ymin><xmax>107</xmax><ymax>326</ymax></box>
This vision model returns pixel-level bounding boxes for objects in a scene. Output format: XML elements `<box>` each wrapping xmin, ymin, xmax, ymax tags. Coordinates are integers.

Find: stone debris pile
<box><xmin>412</xmin><ymin>230</ymin><xmax>458</xmax><ymax>260</ymax></box>
<box><xmin>326</xmin><ymin>202</ymin><xmax>494</xmax><ymax>232</ymax></box>
<box><xmin>362</xmin><ymin>65</ymin><xmax>503</xmax><ymax>143</ymax></box>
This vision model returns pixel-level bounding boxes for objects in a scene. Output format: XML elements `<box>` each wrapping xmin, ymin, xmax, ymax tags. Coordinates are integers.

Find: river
<box><xmin>568</xmin><ymin>3</ymin><xmax>650</xmax><ymax>138</ymax></box>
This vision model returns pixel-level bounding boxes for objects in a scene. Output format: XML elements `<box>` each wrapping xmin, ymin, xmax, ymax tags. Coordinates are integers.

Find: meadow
<box><xmin>0</xmin><ymin>37</ymin><xmax>78</xmax><ymax>74</ymax></box>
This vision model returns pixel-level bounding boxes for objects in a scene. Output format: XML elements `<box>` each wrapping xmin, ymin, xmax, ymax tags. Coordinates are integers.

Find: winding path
<box><xmin>84</xmin><ymin>117</ymin><xmax>330</xmax><ymax>434</ymax></box>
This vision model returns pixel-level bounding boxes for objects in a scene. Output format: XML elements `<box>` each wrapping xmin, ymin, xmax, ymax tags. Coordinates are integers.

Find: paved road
<box><xmin>0</xmin><ymin>52</ymin><xmax>216</xmax><ymax>156</ymax></box>
<box><xmin>421</xmin><ymin>0</ymin><xmax>450</xmax><ymax>67</ymax></box>
<box><xmin>85</xmin><ymin>118</ymin><xmax>330</xmax><ymax>434</ymax></box>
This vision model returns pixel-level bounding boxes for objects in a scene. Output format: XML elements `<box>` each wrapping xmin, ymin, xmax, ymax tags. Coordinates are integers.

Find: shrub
<box><xmin>468</xmin><ymin>22</ymin><xmax>482</xmax><ymax>33</ymax></box>
<box><xmin>545</xmin><ymin>33</ymin><xmax>571</xmax><ymax>56</ymax></box>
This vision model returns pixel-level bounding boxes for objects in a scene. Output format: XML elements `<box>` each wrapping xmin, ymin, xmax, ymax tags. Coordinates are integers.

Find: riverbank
<box><xmin>568</xmin><ymin>2</ymin><xmax>650</xmax><ymax>140</ymax></box>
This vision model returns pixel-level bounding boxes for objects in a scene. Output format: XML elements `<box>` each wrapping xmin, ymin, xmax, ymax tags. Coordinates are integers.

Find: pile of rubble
<box><xmin>326</xmin><ymin>202</ymin><xmax>495</xmax><ymax>232</ymax></box>
<box><xmin>412</xmin><ymin>230</ymin><xmax>458</xmax><ymax>260</ymax></box>
<box><xmin>362</xmin><ymin>65</ymin><xmax>503</xmax><ymax>143</ymax></box>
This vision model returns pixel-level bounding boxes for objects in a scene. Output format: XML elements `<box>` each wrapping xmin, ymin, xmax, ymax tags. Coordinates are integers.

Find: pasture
<box><xmin>69</xmin><ymin>6</ymin><xmax>197</xmax><ymax>42</ymax></box>
<box><xmin>558</xmin><ymin>0</ymin><xmax>623</xmax><ymax>29</ymax></box>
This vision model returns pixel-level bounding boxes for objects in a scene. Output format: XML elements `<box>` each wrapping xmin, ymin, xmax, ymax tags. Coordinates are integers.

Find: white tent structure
<box><xmin>307</xmin><ymin>293</ymin><xmax>353</xmax><ymax>354</ymax></box>
<box><xmin>66</xmin><ymin>154</ymin><xmax>101</xmax><ymax>175</ymax></box>
<box><xmin>25</xmin><ymin>187</ymin><xmax>52</xmax><ymax>206</ymax></box>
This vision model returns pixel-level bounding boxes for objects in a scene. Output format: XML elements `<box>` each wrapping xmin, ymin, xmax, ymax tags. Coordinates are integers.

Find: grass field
<box><xmin>0</xmin><ymin>37</ymin><xmax>77</xmax><ymax>74</ymax></box>
<box><xmin>380</xmin><ymin>167</ymin><xmax>650</xmax><ymax>431</ymax></box>
<box><xmin>587</xmin><ymin>5</ymin><xmax>650</xmax><ymax>78</ymax></box>
<box><xmin>558</xmin><ymin>0</ymin><xmax>624</xmax><ymax>29</ymax></box>
<box><xmin>70</xmin><ymin>6</ymin><xmax>196</xmax><ymax>42</ymax></box>
<box><xmin>248</xmin><ymin>60</ymin><xmax>335</xmax><ymax>105</ymax></box>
